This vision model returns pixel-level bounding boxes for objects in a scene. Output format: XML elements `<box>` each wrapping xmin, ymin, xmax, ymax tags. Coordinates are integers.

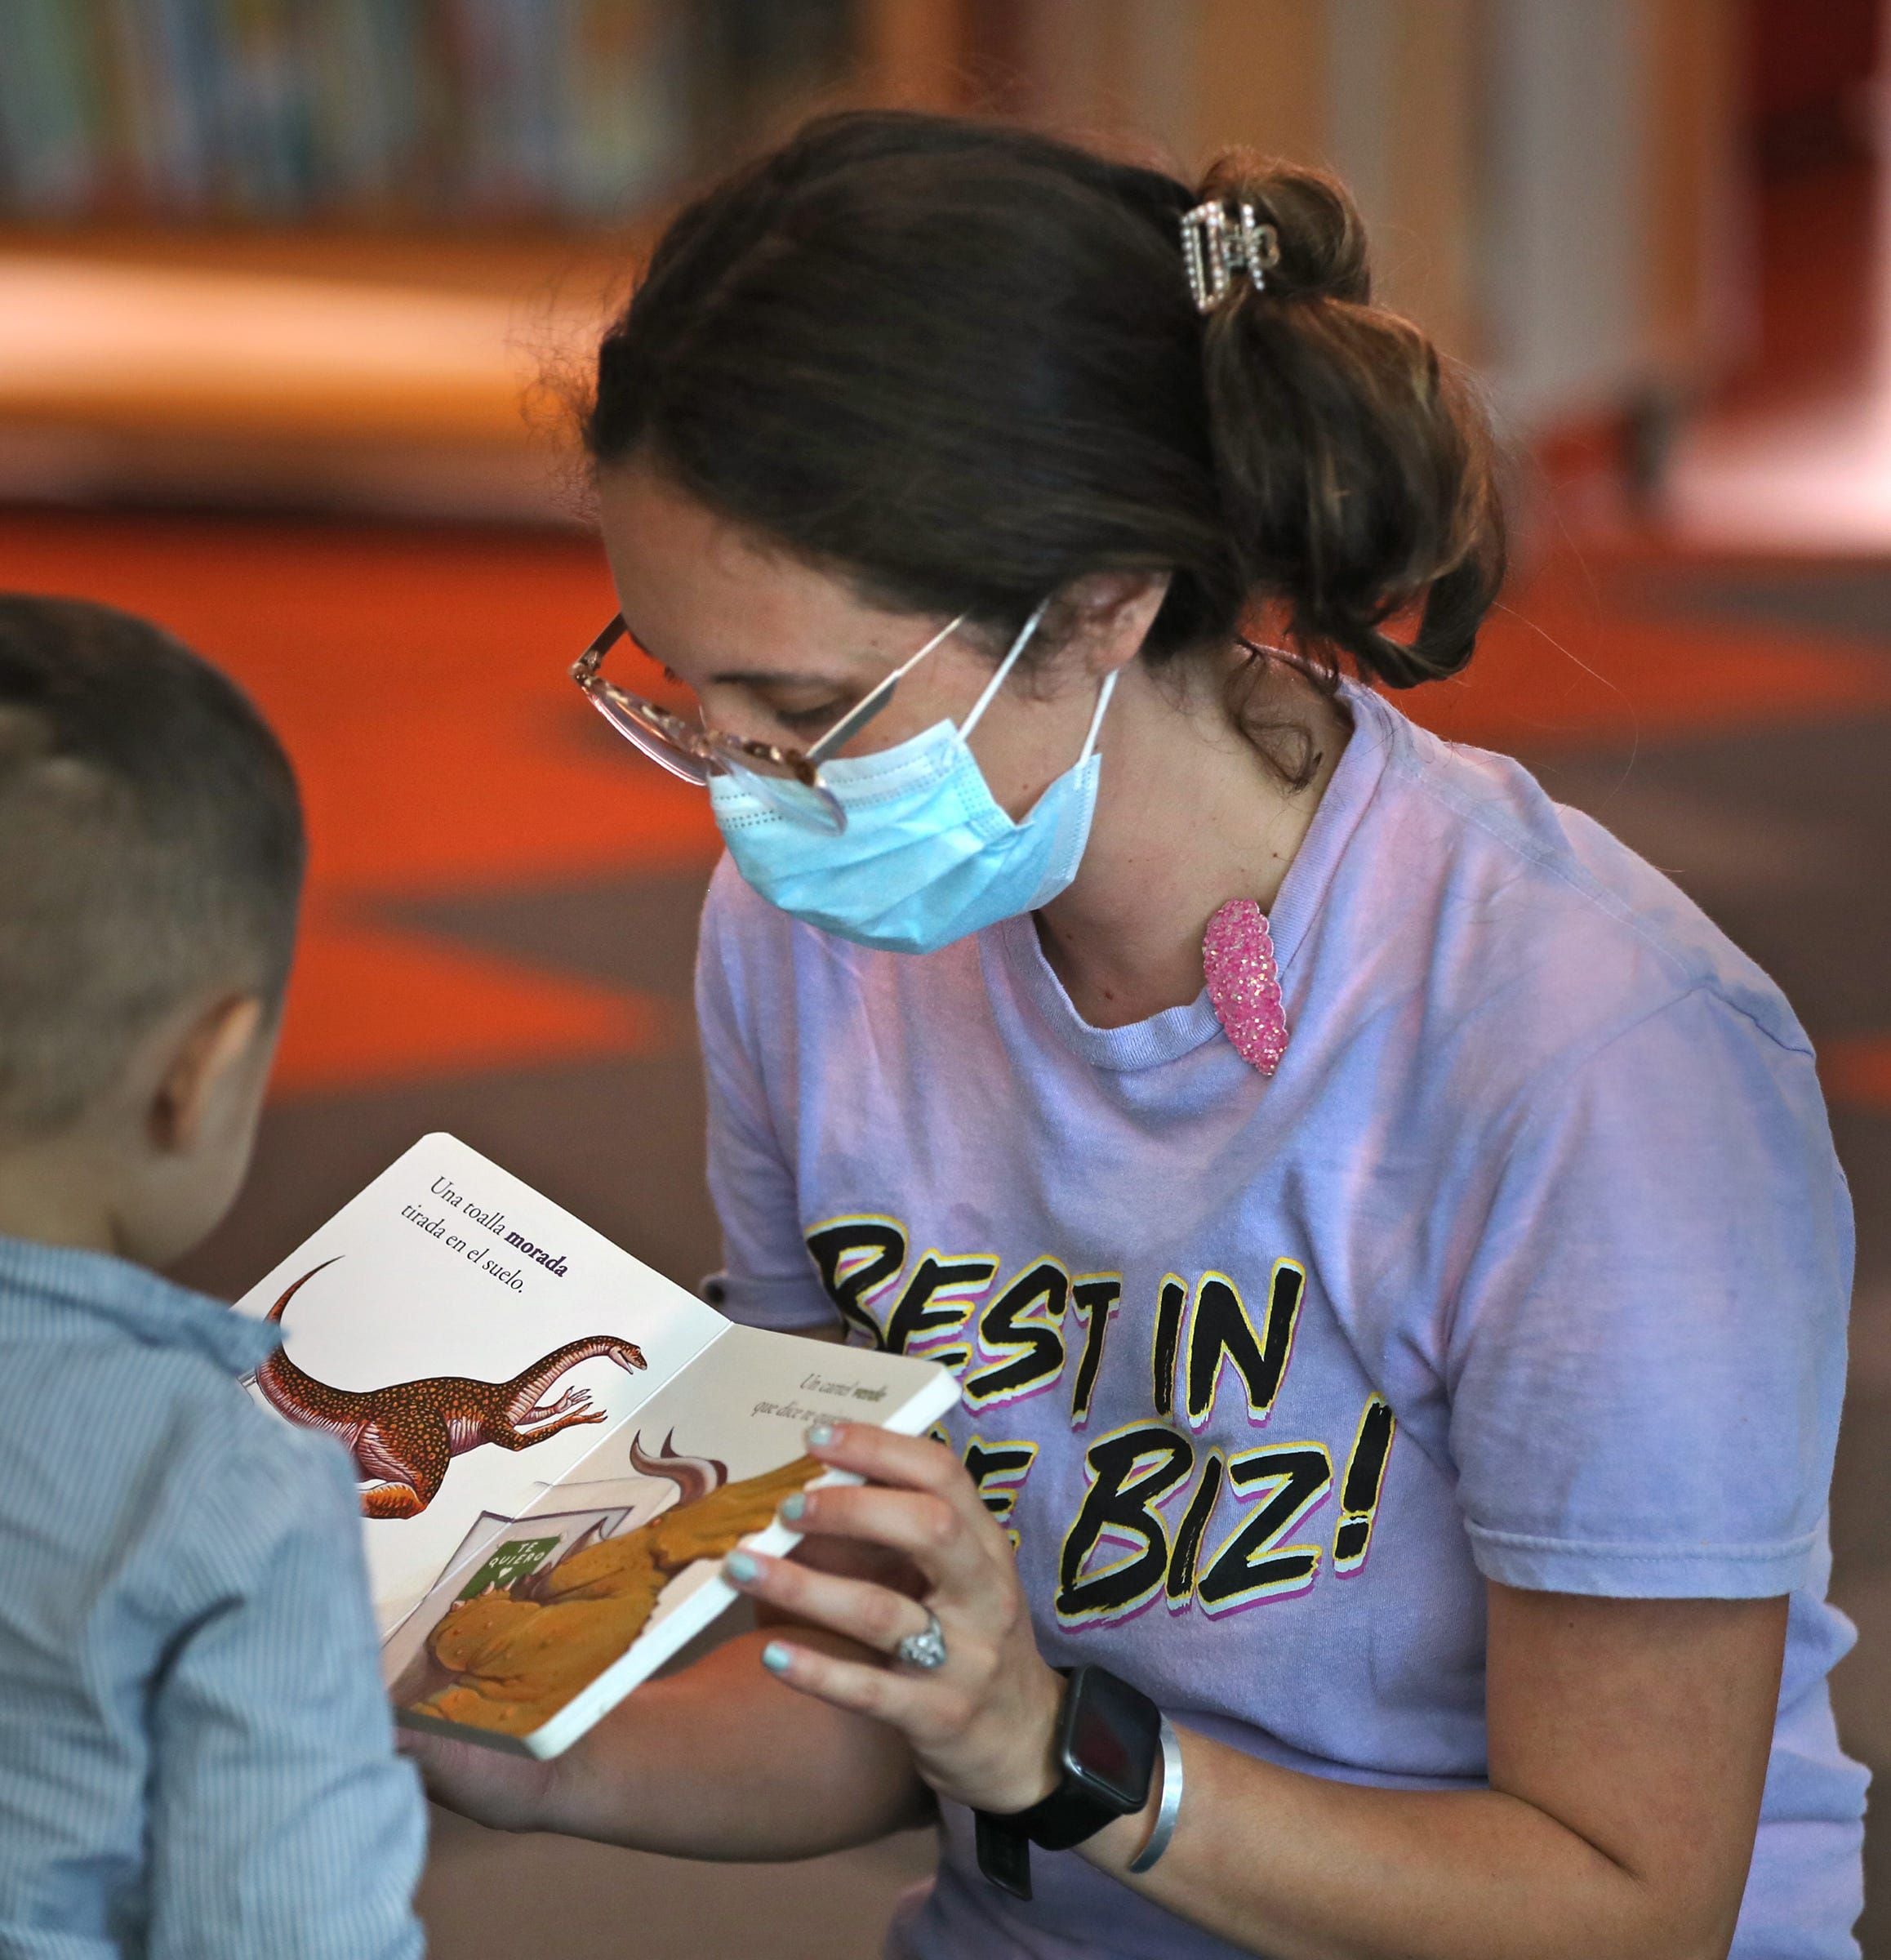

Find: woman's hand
<box><xmin>403</xmin><ymin>1622</ymin><xmax>932</xmax><ymax>1860</ymax></box>
<box><xmin>723</xmin><ymin>1420</ymin><xmax>1067</xmax><ymax>1816</ymax></box>
<box><xmin>399</xmin><ymin>1726</ymin><xmax>561</xmax><ymax>1834</ymax></box>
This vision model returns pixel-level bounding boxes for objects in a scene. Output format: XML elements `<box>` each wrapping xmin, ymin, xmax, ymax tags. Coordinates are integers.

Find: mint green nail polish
<box><xmin>807</xmin><ymin>1421</ymin><xmax>836</xmax><ymax>1448</ymax></box>
<box><xmin>779</xmin><ymin>1492</ymin><xmax>806</xmax><ymax>1522</ymax></box>
<box><xmin>724</xmin><ymin>1550</ymin><xmax>759</xmax><ymax>1584</ymax></box>
<box><xmin>761</xmin><ymin>1641</ymin><xmax>792</xmax><ymax>1673</ymax></box>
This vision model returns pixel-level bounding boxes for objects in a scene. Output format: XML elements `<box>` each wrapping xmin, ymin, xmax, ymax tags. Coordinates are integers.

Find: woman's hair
<box><xmin>585</xmin><ymin>111</ymin><xmax>1505</xmax><ymax>782</ymax></box>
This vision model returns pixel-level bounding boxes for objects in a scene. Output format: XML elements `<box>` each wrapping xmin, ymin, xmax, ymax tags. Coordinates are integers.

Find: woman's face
<box><xmin>594</xmin><ymin>460</ymin><xmax>1162</xmax><ymax>823</ymax></box>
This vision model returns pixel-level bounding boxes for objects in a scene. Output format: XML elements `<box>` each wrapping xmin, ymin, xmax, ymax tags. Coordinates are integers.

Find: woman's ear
<box><xmin>1052</xmin><ymin>571</ymin><xmax>1172</xmax><ymax>677</ymax></box>
<box><xmin>147</xmin><ymin>994</ymin><xmax>266</xmax><ymax>1155</ymax></box>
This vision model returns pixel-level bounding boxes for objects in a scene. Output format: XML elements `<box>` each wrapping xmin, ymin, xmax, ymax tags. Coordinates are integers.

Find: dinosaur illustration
<box><xmin>251</xmin><ymin>1258</ymin><xmax>647</xmax><ymax>1519</ymax></box>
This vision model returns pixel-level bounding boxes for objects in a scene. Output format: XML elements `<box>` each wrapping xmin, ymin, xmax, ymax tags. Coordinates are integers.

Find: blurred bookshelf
<box><xmin>0</xmin><ymin>1</ymin><xmax>1744</xmax><ymax>528</ymax></box>
<box><xmin>0</xmin><ymin>0</ymin><xmax>877</xmax><ymax>519</ymax></box>
<box><xmin>0</xmin><ymin>0</ymin><xmax>854</xmax><ymax>234</ymax></box>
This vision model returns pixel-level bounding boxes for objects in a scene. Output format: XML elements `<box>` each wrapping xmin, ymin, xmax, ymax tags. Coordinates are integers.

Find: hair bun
<box><xmin>1193</xmin><ymin>153</ymin><xmax>1504</xmax><ymax>694</ymax></box>
<box><xmin>1195</xmin><ymin>153</ymin><xmax>1369</xmax><ymax>305</ymax></box>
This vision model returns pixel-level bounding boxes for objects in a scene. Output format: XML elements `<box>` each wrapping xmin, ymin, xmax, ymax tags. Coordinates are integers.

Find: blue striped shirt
<box><xmin>0</xmin><ymin>1234</ymin><xmax>425</xmax><ymax>1958</ymax></box>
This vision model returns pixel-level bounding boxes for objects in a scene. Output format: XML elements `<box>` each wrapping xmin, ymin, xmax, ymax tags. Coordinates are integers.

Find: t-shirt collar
<box><xmin>994</xmin><ymin>676</ymin><xmax>1402</xmax><ymax>1072</ymax></box>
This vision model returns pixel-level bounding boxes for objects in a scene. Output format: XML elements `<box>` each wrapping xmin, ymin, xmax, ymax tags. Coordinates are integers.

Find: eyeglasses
<box><xmin>571</xmin><ymin>612</ymin><xmax>965</xmax><ymax>835</ymax></box>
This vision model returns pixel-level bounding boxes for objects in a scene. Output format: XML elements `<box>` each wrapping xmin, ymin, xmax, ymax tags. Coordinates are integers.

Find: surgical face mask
<box><xmin>708</xmin><ymin>599</ymin><xmax>1117</xmax><ymax>956</ymax></box>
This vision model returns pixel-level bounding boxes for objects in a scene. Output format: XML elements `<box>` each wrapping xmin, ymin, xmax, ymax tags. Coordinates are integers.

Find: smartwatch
<box><xmin>974</xmin><ymin>1665</ymin><xmax>1162</xmax><ymax>1900</ymax></box>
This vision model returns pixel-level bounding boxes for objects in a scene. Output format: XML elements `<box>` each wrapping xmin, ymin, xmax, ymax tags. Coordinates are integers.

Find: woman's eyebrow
<box><xmin>620</xmin><ymin>615</ymin><xmax>858</xmax><ymax>692</ymax></box>
<box><xmin>710</xmin><ymin>666</ymin><xmax>853</xmax><ymax>691</ymax></box>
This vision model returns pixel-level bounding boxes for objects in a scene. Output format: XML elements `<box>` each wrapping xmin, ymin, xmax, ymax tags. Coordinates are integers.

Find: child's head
<box><xmin>0</xmin><ymin>595</ymin><xmax>305</xmax><ymax>1267</ymax></box>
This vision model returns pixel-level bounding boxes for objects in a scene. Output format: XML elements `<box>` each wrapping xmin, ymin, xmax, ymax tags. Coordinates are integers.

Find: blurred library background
<box><xmin>2</xmin><ymin>2</ymin><xmax>1889</xmax><ymax>1954</ymax></box>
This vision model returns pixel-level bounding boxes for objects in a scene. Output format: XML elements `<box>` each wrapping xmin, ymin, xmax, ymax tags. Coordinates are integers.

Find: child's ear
<box><xmin>148</xmin><ymin>995</ymin><xmax>266</xmax><ymax>1155</ymax></box>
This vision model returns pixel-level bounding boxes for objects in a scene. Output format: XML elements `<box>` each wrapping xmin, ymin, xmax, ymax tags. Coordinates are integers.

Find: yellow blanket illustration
<box><xmin>403</xmin><ymin>1454</ymin><xmax>823</xmax><ymax>1736</ymax></box>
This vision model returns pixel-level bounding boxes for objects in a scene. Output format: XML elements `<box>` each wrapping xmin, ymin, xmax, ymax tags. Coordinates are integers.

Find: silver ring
<box><xmin>896</xmin><ymin>1610</ymin><xmax>948</xmax><ymax>1671</ymax></box>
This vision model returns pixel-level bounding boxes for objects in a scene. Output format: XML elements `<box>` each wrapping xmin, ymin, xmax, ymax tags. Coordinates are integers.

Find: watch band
<box><xmin>975</xmin><ymin>1666</ymin><xmax>1162</xmax><ymax>1900</ymax></box>
<box><xmin>1002</xmin><ymin>1769</ymin><xmax>1121</xmax><ymax>1852</ymax></box>
<box><xmin>1125</xmin><ymin>1714</ymin><xmax>1184</xmax><ymax>1873</ymax></box>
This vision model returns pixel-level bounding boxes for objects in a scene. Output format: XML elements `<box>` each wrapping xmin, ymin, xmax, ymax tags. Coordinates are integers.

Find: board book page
<box><xmin>233</xmin><ymin>1133</ymin><xmax>959</xmax><ymax>1757</ymax></box>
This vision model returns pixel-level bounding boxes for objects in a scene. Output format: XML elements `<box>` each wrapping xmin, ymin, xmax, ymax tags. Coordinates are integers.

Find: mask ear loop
<box><xmin>1076</xmin><ymin>667</ymin><xmax>1118</xmax><ymax>764</ymax></box>
<box><xmin>962</xmin><ymin>597</ymin><xmax>1119</xmax><ymax>764</ymax></box>
<box><xmin>960</xmin><ymin>597</ymin><xmax>1053</xmax><ymax>737</ymax></box>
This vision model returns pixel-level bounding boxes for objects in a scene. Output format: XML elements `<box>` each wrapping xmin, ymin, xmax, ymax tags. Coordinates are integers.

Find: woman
<box><xmin>418</xmin><ymin>113</ymin><xmax>1864</xmax><ymax>1959</ymax></box>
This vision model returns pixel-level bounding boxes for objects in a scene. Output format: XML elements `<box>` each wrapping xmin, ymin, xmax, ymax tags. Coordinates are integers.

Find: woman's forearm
<box><xmin>538</xmin><ymin>1627</ymin><xmax>931</xmax><ymax>1861</ymax></box>
<box><xmin>1083</xmin><ymin>1732</ymin><xmax>1720</xmax><ymax>1960</ymax></box>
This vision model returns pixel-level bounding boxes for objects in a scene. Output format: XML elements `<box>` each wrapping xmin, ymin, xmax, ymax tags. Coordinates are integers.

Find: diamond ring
<box><xmin>896</xmin><ymin>1610</ymin><xmax>948</xmax><ymax>1671</ymax></box>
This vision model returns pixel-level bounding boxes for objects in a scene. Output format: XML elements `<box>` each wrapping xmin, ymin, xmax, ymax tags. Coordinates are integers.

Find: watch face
<box><xmin>1061</xmin><ymin>1667</ymin><xmax>1159</xmax><ymax>1811</ymax></box>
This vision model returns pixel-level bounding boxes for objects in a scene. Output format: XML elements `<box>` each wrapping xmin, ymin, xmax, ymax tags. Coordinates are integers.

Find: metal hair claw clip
<box><xmin>1181</xmin><ymin>199</ymin><xmax>1281</xmax><ymax>314</ymax></box>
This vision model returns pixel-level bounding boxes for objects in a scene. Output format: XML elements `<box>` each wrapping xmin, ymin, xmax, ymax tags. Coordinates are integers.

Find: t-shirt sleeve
<box><xmin>695</xmin><ymin>861</ymin><xmax>839</xmax><ymax>1334</ymax></box>
<box><xmin>145</xmin><ymin>1423</ymin><xmax>426</xmax><ymax>1960</ymax></box>
<box><xmin>1445</xmin><ymin>985</ymin><xmax>1853</xmax><ymax>1598</ymax></box>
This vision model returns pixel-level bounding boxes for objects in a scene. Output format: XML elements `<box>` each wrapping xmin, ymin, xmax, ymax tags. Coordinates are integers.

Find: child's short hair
<box><xmin>0</xmin><ymin>595</ymin><xmax>305</xmax><ymax>1137</ymax></box>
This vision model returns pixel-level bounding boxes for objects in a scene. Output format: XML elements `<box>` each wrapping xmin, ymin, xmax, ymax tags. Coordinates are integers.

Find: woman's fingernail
<box><xmin>724</xmin><ymin>1550</ymin><xmax>760</xmax><ymax>1584</ymax></box>
<box><xmin>807</xmin><ymin>1421</ymin><xmax>838</xmax><ymax>1448</ymax></box>
<box><xmin>761</xmin><ymin>1641</ymin><xmax>793</xmax><ymax>1674</ymax></box>
<box><xmin>779</xmin><ymin>1493</ymin><xmax>806</xmax><ymax>1523</ymax></box>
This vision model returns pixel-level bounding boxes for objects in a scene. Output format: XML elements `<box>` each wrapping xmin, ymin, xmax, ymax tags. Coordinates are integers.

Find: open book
<box><xmin>233</xmin><ymin>1133</ymin><xmax>959</xmax><ymax>1758</ymax></box>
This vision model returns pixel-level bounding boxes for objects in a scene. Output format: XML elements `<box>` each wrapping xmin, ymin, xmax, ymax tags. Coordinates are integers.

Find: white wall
<box><xmin>1471</xmin><ymin>0</ymin><xmax>1656</xmax><ymax>425</ymax></box>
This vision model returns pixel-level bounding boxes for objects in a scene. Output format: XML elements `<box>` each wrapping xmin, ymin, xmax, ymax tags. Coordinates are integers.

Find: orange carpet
<box><xmin>0</xmin><ymin>509</ymin><xmax>1886</xmax><ymax>1111</ymax></box>
<box><xmin>0</xmin><ymin>512</ymin><xmax>719</xmax><ymax>1094</ymax></box>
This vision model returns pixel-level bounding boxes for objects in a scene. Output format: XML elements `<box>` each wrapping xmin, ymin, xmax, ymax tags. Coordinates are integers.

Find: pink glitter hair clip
<box><xmin>1203</xmin><ymin>898</ymin><xmax>1288</xmax><ymax>1076</ymax></box>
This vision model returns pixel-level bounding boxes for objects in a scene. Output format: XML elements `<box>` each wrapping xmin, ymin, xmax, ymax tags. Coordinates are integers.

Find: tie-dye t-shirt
<box><xmin>694</xmin><ymin>679</ymin><xmax>1867</xmax><ymax>1960</ymax></box>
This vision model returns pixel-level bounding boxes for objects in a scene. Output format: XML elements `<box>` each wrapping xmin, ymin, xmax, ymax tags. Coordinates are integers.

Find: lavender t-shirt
<box><xmin>695</xmin><ymin>679</ymin><xmax>1866</xmax><ymax>1960</ymax></box>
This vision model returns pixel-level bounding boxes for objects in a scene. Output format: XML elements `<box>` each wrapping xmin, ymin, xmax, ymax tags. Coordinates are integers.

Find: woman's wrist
<box><xmin>1077</xmin><ymin>1721</ymin><xmax>1183</xmax><ymax>1878</ymax></box>
<box><xmin>978</xmin><ymin>1655</ymin><xmax>1066</xmax><ymax>1815</ymax></box>
<box><xmin>1126</xmin><ymin>1717</ymin><xmax>1184</xmax><ymax>1872</ymax></box>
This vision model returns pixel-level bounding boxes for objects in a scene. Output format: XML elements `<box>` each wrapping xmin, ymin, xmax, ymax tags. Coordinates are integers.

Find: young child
<box><xmin>0</xmin><ymin>595</ymin><xmax>425</xmax><ymax>1957</ymax></box>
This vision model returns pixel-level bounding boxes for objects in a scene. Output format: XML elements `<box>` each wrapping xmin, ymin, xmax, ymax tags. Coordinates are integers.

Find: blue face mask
<box><xmin>708</xmin><ymin>601</ymin><xmax>1117</xmax><ymax>956</ymax></box>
